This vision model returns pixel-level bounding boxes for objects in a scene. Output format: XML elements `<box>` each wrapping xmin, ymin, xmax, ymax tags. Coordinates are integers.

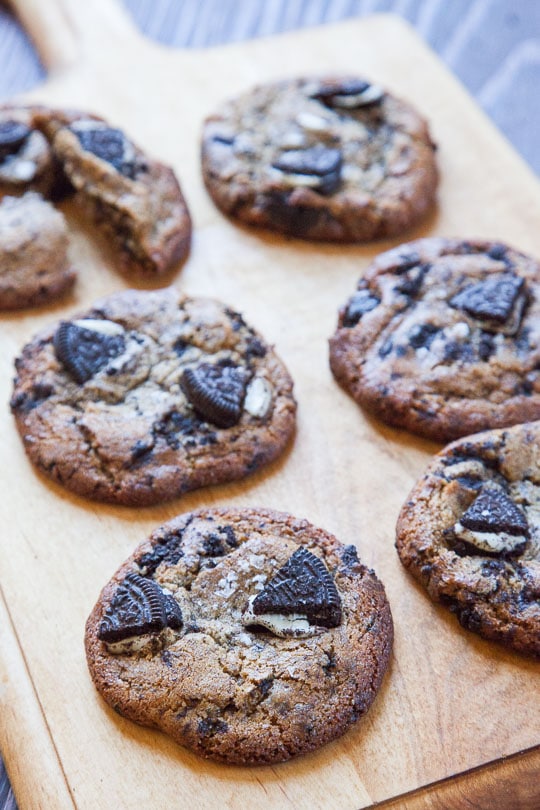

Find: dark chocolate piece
<box><xmin>53</xmin><ymin>321</ymin><xmax>126</xmax><ymax>384</ymax></box>
<box><xmin>461</xmin><ymin>488</ymin><xmax>529</xmax><ymax>537</ymax></box>
<box><xmin>408</xmin><ymin>323</ymin><xmax>439</xmax><ymax>349</ymax></box>
<box><xmin>251</xmin><ymin>547</ymin><xmax>342</xmax><ymax>628</ymax></box>
<box><xmin>343</xmin><ymin>289</ymin><xmax>381</xmax><ymax>327</ymax></box>
<box><xmin>0</xmin><ymin>120</ymin><xmax>31</xmax><ymax>160</ymax></box>
<box><xmin>450</xmin><ymin>274</ymin><xmax>525</xmax><ymax>327</ymax></box>
<box><xmin>181</xmin><ymin>363</ymin><xmax>248</xmax><ymax>428</ymax></box>
<box><xmin>272</xmin><ymin>145</ymin><xmax>342</xmax><ymax>195</ymax></box>
<box><xmin>98</xmin><ymin>573</ymin><xmax>183</xmax><ymax>643</ymax></box>
<box><xmin>312</xmin><ymin>79</ymin><xmax>384</xmax><ymax>109</ymax></box>
<box><xmin>74</xmin><ymin>126</ymin><xmax>138</xmax><ymax>178</ymax></box>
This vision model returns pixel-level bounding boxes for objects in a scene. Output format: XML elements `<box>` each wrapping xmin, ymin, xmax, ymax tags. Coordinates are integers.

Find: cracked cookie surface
<box><xmin>396</xmin><ymin>421</ymin><xmax>540</xmax><ymax>657</ymax></box>
<box><xmin>329</xmin><ymin>238</ymin><xmax>540</xmax><ymax>441</ymax></box>
<box><xmin>85</xmin><ymin>507</ymin><xmax>393</xmax><ymax>764</ymax></box>
<box><xmin>0</xmin><ymin>192</ymin><xmax>75</xmax><ymax>309</ymax></box>
<box><xmin>10</xmin><ymin>288</ymin><xmax>296</xmax><ymax>506</ymax></box>
<box><xmin>201</xmin><ymin>76</ymin><xmax>437</xmax><ymax>242</ymax></box>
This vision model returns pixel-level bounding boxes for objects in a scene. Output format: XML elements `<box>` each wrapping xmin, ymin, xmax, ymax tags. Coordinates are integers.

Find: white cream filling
<box><xmin>268</xmin><ymin>167</ymin><xmax>321</xmax><ymax>187</ymax></box>
<box><xmin>242</xmin><ymin>596</ymin><xmax>319</xmax><ymax>638</ymax></box>
<box><xmin>329</xmin><ymin>85</ymin><xmax>384</xmax><ymax>107</ymax></box>
<box><xmin>244</xmin><ymin>377</ymin><xmax>273</xmax><ymax>418</ymax></box>
<box><xmin>295</xmin><ymin>111</ymin><xmax>333</xmax><ymax>132</ymax></box>
<box><xmin>454</xmin><ymin>521</ymin><xmax>526</xmax><ymax>554</ymax></box>
<box><xmin>73</xmin><ymin>318</ymin><xmax>125</xmax><ymax>337</ymax></box>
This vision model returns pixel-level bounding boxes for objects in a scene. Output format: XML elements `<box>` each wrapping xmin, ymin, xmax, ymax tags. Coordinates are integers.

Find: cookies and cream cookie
<box><xmin>396</xmin><ymin>420</ymin><xmax>540</xmax><ymax>657</ymax></box>
<box><xmin>85</xmin><ymin>507</ymin><xmax>393</xmax><ymax>764</ymax></box>
<box><xmin>10</xmin><ymin>288</ymin><xmax>296</xmax><ymax>506</ymax></box>
<box><xmin>330</xmin><ymin>238</ymin><xmax>540</xmax><ymax>441</ymax></box>
<box><xmin>202</xmin><ymin>77</ymin><xmax>437</xmax><ymax>241</ymax></box>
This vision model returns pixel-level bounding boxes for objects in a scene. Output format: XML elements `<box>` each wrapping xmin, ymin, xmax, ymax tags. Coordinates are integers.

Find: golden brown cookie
<box><xmin>10</xmin><ymin>287</ymin><xmax>296</xmax><ymax>506</ymax></box>
<box><xmin>201</xmin><ymin>77</ymin><xmax>437</xmax><ymax>241</ymax></box>
<box><xmin>0</xmin><ymin>192</ymin><xmax>75</xmax><ymax>309</ymax></box>
<box><xmin>396</xmin><ymin>421</ymin><xmax>540</xmax><ymax>657</ymax></box>
<box><xmin>85</xmin><ymin>507</ymin><xmax>393</xmax><ymax>764</ymax></box>
<box><xmin>330</xmin><ymin>238</ymin><xmax>540</xmax><ymax>441</ymax></box>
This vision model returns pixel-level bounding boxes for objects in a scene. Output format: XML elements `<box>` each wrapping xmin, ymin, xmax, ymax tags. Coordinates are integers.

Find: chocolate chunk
<box><xmin>251</xmin><ymin>547</ymin><xmax>342</xmax><ymax>628</ymax></box>
<box><xmin>53</xmin><ymin>321</ymin><xmax>126</xmax><ymax>384</ymax></box>
<box><xmin>450</xmin><ymin>274</ymin><xmax>525</xmax><ymax>330</ymax></box>
<box><xmin>312</xmin><ymin>79</ymin><xmax>384</xmax><ymax>109</ymax></box>
<box><xmin>408</xmin><ymin>323</ymin><xmax>439</xmax><ymax>349</ymax></box>
<box><xmin>181</xmin><ymin>363</ymin><xmax>248</xmax><ymax>428</ymax></box>
<box><xmin>461</xmin><ymin>489</ymin><xmax>529</xmax><ymax>537</ymax></box>
<box><xmin>343</xmin><ymin>289</ymin><xmax>381</xmax><ymax>327</ymax></box>
<box><xmin>272</xmin><ymin>145</ymin><xmax>342</xmax><ymax>195</ymax></box>
<box><xmin>395</xmin><ymin>263</ymin><xmax>430</xmax><ymax>297</ymax></box>
<box><xmin>98</xmin><ymin>573</ymin><xmax>183</xmax><ymax>643</ymax></box>
<box><xmin>0</xmin><ymin>120</ymin><xmax>31</xmax><ymax>159</ymax></box>
<box><xmin>74</xmin><ymin>126</ymin><xmax>138</xmax><ymax>178</ymax></box>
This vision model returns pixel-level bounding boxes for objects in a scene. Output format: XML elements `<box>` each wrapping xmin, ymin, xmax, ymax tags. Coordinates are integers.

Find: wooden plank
<box><xmin>1</xmin><ymin>2</ymin><xmax>539</xmax><ymax>807</ymax></box>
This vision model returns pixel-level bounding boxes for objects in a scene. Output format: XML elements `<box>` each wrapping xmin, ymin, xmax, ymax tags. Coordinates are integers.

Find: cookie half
<box><xmin>329</xmin><ymin>238</ymin><xmax>540</xmax><ymax>441</ymax></box>
<box><xmin>0</xmin><ymin>192</ymin><xmax>75</xmax><ymax>309</ymax></box>
<box><xmin>85</xmin><ymin>507</ymin><xmax>393</xmax><ymax>764</ymax></box>
<box><xmin>0</xmin><ymin>106</ymin><xmax>57</xmax><ymax>198</ymax></box>
<box><xmin>36</xmin><ymin>109</ymin><xmax>191</xmax><ymax>276</ymax></box>
<box><xmin>10</xmin><ymin>288</ymin><xmax>296</xmax><ymax>505</ymax></box>
<box><xmin>396</xmin><ymin>421</ymin><xmax>540</xmax><ymax>657</ymax></box>
<box><xmin>201</xmin><ymin>76</ymin><xmax>437</xmax><ymax>241</ymax></box>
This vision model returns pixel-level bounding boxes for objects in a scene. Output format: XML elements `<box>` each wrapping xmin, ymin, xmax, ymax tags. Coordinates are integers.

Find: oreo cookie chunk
<box><xmin>85</xmin><ymin>507</ymin><xmax>393</xmax><ymax>764</ymax></box>
<box><xmin>10</xmin><ymin>288</ymin><xmax>296</xmax><ymax>506</ymax></box>
<box><xmin>201</xmin><ymin>77</ymin><xmax>437</xmax><ymax>242</ymax></box>
<box><xmin>35</xmin><ymin>109</ymin><xmax>191</xmax><ymax>276</ymax></box>
<box><xmin>329</xmin><ymin>238</ymin><xmax>540</xmax><ymax>442</ymax></box>
<box><xmin>0</xmin><ymin>106</ymin><xmax>56</xmax><ymax>198</ymax></box>
<box><xmin>0</xmin><ymin>192</ymin><xmax>75</xmax><ymax>309</ymax></box>
<box><xmin>396</xmin><ymin>421</ymin><xmax>540</xmax><ymax>657</ymax></box>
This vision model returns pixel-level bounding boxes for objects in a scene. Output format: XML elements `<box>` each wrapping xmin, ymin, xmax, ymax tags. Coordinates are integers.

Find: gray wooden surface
<box><xmin>0</xmin><ymin>1</ymin><xmax>539</xmax><ymax>807</ymax></box>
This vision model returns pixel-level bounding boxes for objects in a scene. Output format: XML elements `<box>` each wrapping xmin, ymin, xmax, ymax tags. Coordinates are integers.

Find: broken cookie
<box><xmin>85</xmin><ymin>507</ymin><xmax>393</xmax><ymax>764</ymax></box>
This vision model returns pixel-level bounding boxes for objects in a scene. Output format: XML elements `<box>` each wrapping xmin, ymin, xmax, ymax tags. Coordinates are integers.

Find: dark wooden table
<box><xmin>0</xmin><ymin>2</ymin><xmax>539</xmax><ymax>808</ymax></box>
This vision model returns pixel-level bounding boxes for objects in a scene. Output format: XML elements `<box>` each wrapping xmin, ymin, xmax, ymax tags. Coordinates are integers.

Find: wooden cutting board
<box><xmin>1</xmin><ymin>1</ymin><xmax>539</xmax><ymax>808</ymax></box>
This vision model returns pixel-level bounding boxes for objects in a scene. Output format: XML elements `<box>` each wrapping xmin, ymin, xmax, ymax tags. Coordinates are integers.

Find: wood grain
<box><xmin>0</xmin><ymin>2</ymin><xmax>539</xmax><ymax>808</ymax></box>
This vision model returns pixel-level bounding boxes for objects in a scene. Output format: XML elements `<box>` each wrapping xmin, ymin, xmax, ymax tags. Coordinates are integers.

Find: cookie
<box><xmin>329</xmin><ymin>238</ymin><xmax>540</xmax><ymax>442</ymax></box>
<box><xmin>0</xmin><ymin>192</ymin><xmax>75</xmax><ymax>309</ymax></box>
<box><xmin>10</xmin><ymin>288</ymin><xmax>296</xmax><ymax>505</ymax></box>
<box><xmin>85</xmin><ymin>507</ymin><xmax>393</xmax><ymax>764</ymax></box>
<box><xmin>0</xmin><ymin>106</ymin><xmax>57</xmax><ymax>198</ymax></box>
<box><xmin>36</xmin><ymin>109</ymin><xmax>192</xmax><ymax>276</ymax></box>
<box><xmin>396</xmin><ymin>421</ymin><xmax>540</xmax><ymax>657</ymax></box>
<box><xmin>201</xmin><ymin>77</ymin><xmax>437</xmax><ymax>241</ymax></box>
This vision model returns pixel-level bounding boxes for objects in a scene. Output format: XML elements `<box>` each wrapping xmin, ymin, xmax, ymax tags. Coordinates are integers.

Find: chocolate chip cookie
<box><xmin>0</xmin><ymin>106</ymin><xmax>57</xmax><ymax>198</ymax></box>
<box><xmin>201</xmin><ymin>77</ymin><xmax>437</xmax><ymax>241</ymax></box>
<box><xmin>0</xmin><ymin>192</ymin><xmax>75</xmax><ymax>309</ymax></box>
<box><xmin>35</xmin><ymin>109</ymin><xmax>191</xmax><ymax>276</ymax></box>
<box><xmin>10</xmin><ymin>288</ymin><xmax>296</xmax><ymax>506</ymax></box>
<box><xmin>85</xmin><ymin>507</ymin><xmax>393</xmax><ymax>764</ymax></box>
<box><xmin>396</xmin><ymin>421</ymin><xmax>540</xmax><ymax>657</ymax></box>
<box><xmin>329</xmin><ymin>238</ymin><xmax>540</xmax><ymax>441</ymax></box>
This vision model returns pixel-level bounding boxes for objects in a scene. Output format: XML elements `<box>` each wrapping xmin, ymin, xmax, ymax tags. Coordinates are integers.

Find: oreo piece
<box><xmin>74</xmin><ymin>126</ymin><xmax>138</xmax><ymax>178</ymax></box>
<box><xmin>460</xmin><ymin>488</ymin><xmax>529</xmax><ymax>538</ymax></box>
<box><xmin>53</xmin><ymin>320</ymin><xmax>126</xmax><ymax>384</ymax></box>
<box><xmin>181</xmin><ymin>363</ymin><xmax>249</xmax><ymax>428</ymax></box>
<box><xmin>449</xmin><ymin>274</ymin><xmax>526</xmax><ymax>333</ymax></box>
<box><xmin>272</xmin><ymin>145</ymin><xmax>342</xmax><ymax>195</ymax></box>
<box><xmin>312</xmin><ymin>79</ymin><xmax>384</xmax><ymax>109</ymax></box>
<box><xmin>343</xmin><ymin>289</ymin><xmax>381</xmax><ymax>327</ymax></box>
<box><xmin>250</xmin><ymin>547</ymin><xmax>342</xmax><ymax>628</ymax></box>
<box><xmin>0</xmin><ymin>120</ymin><xmax>31</xmax><ymax>160</ymax></box>
<box><xmin>408</xmin><ymin>323</ymin><xmax>439</xmax><ymax>349</ymax></box>
<box><xmin>98</xmin><ymin>573</ymin><xmax>183</xmax><ymax>643</ymax></box>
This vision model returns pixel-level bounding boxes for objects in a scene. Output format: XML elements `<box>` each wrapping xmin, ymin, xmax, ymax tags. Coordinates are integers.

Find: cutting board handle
<box><xmin>8</xmin><ymin>0</ymin><xmax>140</xmax><ymax>72</ymax></box>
